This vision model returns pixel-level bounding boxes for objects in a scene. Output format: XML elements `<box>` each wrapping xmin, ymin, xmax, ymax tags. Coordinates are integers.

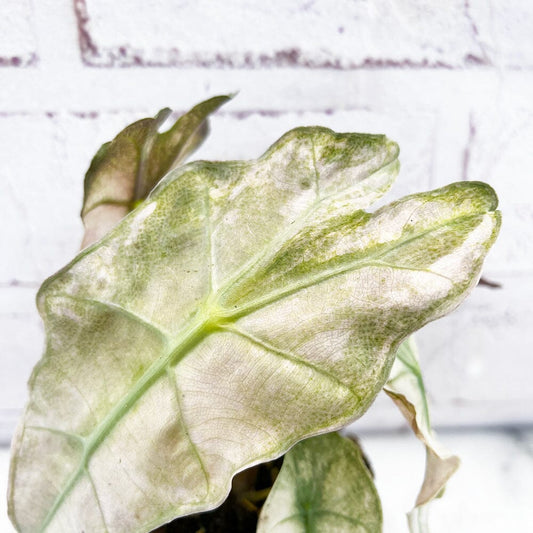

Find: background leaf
<box><xmin>9</xmin><ymin>126</ymin><xmax>499</xmax><ymax>533</ymax></box>
<box><xmin>80</xmin><ymin>95</ymin><xmax>231</xmax><ymax>248</ymax></box>
<box><xmin>384</xmin><ymin>337</ymin><xmax>460</xmax><ymax>532</ymax></box>
<box><xmin>257</xmin><ymin>432</ymin><xmax>382</xmax><ymax>533</ymax></box>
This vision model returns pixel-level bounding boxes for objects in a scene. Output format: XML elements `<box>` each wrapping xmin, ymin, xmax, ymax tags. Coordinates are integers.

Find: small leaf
<box><xmin>384</xmin><ymin>337</ymin><xmax>460</xmax><ymax>531</ymax></box>
<box><xmin>80</xmin><ymin>95</ymin><xmax>231</xmax><ymax>248</ymax></box>
<box><xmin>9</xmin><ymin>126</ymin><xmax>499</xmax><ymax>533</ymax></box>
<box><xmin>257</xmin><ymin>432</ymin><xmax>382</xmax><ymax>533</ymax></box>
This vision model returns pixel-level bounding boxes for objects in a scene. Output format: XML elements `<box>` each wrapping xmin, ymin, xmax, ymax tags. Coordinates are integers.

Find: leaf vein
<box><xmin>223</xmin><ymin>325</ymin><xmax>358</xmax><ymax>400</ymax></box>
<box><xmin>25</xmin><ymin>426</ymin><xmax>84</xmax><ymax>443</ymax></box>
<box><xmin>165</xmin><ymin>367</ymin><xmax>210</xmax><ymax>494</ymax></box>
<box><xmin>204</xmin><ymin>185</ymin><xmax>216</xmax><ymax>292</ymax></box>
<box><xmin>51</xmin><ymin>294</ymin><xmax>171</xmax><ymax>341</ymax></box>
<box><xmin>86</xmin><ymin>469</ymin><xmax>109</xmax><ymax>533</ymax></box>
<box><xmin>311</xmin><ymin>136</ymin><xmax>321</xmax><ymax>200</ymax></box>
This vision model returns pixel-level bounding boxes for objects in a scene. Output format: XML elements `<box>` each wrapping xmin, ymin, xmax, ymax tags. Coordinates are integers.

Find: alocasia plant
<box><xmin>8</xmin><ymin>96</ymin><xmax>500</xmax><ymax>533</ymax></box>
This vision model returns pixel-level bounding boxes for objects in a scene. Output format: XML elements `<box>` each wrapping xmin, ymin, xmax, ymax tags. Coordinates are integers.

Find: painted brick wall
<box><xmin>1</xmin><ymin>0</ymin><xmax>532</xmax><ymax>443</ymax></box>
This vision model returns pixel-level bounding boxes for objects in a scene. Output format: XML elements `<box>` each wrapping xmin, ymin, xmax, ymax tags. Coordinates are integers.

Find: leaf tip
<box><xmin>467</xmin><ymin>180</ymin><xmax>499</xmax><ymax>211</ymax></box>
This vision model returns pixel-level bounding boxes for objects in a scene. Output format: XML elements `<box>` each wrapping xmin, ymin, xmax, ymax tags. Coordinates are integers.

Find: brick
<box><xmin>0</xmin><ymin>0</ymin><xmax>37</xmax><ymax>67</ymax></box>
<box><xmin>469</xmin><ymin>0</ymin><xmax>533</xmax><ymax>68</ymax></box>
<box><xmin>0</xmin><ymin>287</ymin><xmax>42</xmax><ymax>438</ymax></box>
<box><xmin>1</xmin><ymin>68</ymin><xmax>530</xmax><ymax>120</ymax></box>
<box><xmin>76</xmin><ymin>0</ymin><xmax>483</xmax><ymax>68</ymax></box>
<box><xmin>416</xmin><ymin>273</ymin><xmax>533</xmax><ymax>426</ymax></box>
<box><xmin>0</xmin><ymin>111</ymin><xmax>145</xmax><ymax>283</ymax></box>
<box><xmin>0</xmin><ymin>286</ymin><xmax>40</xmax><ymax>443</ymax></box>
<box><xmin>0</xmin><ymin>113</ymin><xmax>82</xmax><ymax>282</ymax></box>
<box><xmin>466</xmin><ymin>103</ymin><xmax>533</xmax><ymax>273</ymax></box>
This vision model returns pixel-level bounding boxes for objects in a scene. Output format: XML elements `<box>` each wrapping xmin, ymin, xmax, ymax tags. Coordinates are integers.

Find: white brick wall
<box><xmin>1</xmin><ymin>0</ymin><xmax>532</xmax><ymax>443</ymax></box>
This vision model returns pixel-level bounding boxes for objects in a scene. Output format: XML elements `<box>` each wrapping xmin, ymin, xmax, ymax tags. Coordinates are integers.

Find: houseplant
<box><xmin>8</xmin><ymin>95</ymin><xmax>500</xmax><ymax>532</ymax></box>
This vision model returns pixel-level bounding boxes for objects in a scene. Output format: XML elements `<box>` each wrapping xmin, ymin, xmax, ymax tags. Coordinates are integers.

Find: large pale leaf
<box><xmin>257</xmin><ymin>432</ymin><xmax>381</xmax><ymax>532</ymax></box>
<box><xmin>384</xmin><ymin>337</ymin><xmax>460</xmax><ymax>532</ymax></box>
<box><xmin>80</xmin><ymin>95</ymin><xmax>231</xmax><ymax>248</ymax></box>
<box><xmin>9</xmin><ymin>126</ymin><xmax>500</xmax><ymax>533</ymax></box>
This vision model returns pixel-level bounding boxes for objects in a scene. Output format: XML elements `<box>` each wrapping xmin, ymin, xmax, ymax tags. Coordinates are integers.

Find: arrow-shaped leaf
<box><xmin>9</xmin><ymin>126</ymin><xmax>499</xmax><ymax>533</ymax></box>
<box><xmin>384</xmin><ymin>337</ymin><xmax>460</xmax><ymax>532</ymax></box>
<box><xmin>81</xmin><ymin>95</ymin><xmax>231</xmax><ymax>248</ymax></box>
<box><xmin>257</xmin><ymin>432</ymin><xmax>382</xmax><ymax>532</ymax></box>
